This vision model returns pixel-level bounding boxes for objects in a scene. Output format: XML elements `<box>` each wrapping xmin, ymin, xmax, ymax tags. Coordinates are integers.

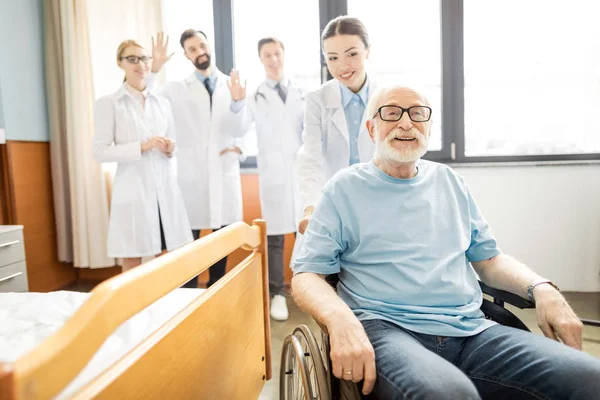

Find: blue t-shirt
<box><xmin>294</xmin><ymin>160</ymin><xmax>502</xmax><ymax>337</ymax></box>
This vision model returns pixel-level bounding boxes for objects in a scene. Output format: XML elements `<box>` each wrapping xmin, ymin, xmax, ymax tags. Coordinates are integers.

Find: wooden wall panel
<box><xmin>78</xmin><ymin>174</ymin><xmax>296</xmax><ymax>288</ymax></box>
<box><xmin>4</xmin><ymin>141</ymin><xmax>76</xmax><ymax>291</ymax></box>
<box><xmin>0</xmin><ymin>144</ymin><xmax>12</xmax><ymax>226</ymax></box>
<box><xmin>79</xmin><ymin>266</ymin><xmax>121</xmax><ymax>281</ymax></box>
<box><xmin>1</xmin><ymin>143</ymin><xmax>293</xmax><ymax>291</ymax></box>
<box><xmin>188</xmin><ymin>174</ymin><xmax>295</xmax><ymax>287</ymax></box>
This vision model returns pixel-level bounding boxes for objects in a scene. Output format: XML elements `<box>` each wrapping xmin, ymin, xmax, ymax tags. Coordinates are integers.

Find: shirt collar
<box><xmin>340</xmin><ymin>76</ymin><xmax>369</xmax><ymax>108</ymax></box>
<box><xmin>124</xmin><ymin>82</ymin><xmax>149</xmax><ymax>98</ymax></box>
<box><xmin>265</xmin><ymin>77</ymin><xmax>288</xmax><ymax>89</ymax></box>
<box><xmin>195</xmin><ymin>69</ymin><xmax>217</xmax><ymax>86</ymax></box>
<box><xmin>117</xmin><ymin>83</ymin><xmax>150</xmax><ymax>100</ymax></box>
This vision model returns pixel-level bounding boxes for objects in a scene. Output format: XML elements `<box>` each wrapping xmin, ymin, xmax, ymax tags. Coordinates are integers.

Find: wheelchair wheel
<box><xmin>280</xmin><ymin>324</ymin><xmax>331</xmax><ymax>400</ymax></box>
<box><xmin>320</xmin><ymin>329</ymin><xmax>332</xmax><ymax>390</ymax></box>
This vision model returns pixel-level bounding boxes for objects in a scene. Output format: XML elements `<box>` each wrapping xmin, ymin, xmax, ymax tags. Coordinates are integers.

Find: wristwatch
<box><xmin>527</xmin><ymin>279</ymin><xmax>559</xmax><ymax>304</ymax></box>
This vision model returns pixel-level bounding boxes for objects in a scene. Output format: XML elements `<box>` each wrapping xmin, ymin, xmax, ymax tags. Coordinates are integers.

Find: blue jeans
<box><xmin>362</xmin><ymin>319</ymin><xmax>600</xmax><ymax>400</ymax></box>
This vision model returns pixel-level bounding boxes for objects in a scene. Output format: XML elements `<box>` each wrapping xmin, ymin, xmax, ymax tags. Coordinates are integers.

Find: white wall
<box><xmin>455</xmin><ymin>164</ymin><xmax>600</xmax><ymax>292</ymax></box>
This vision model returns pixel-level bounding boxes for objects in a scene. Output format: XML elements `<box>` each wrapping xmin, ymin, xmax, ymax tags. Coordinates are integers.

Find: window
<box><xmin>162</xmin><ymin>0</ymin><xmax>215</xmax><ymax>82</ymax></box>
<box><xmin>347</xmin><ymin>0</ymin><xmax>442</xmax><ymax>151</ymax></box>
<box><xmin>232</xmin><ymin>0</ymin><xmax>321</xmax><ymax>94</ymax></box>
<box><xmin>87</xmin><ymin>0</ymin><xmax>165</xmax><ymax>178</ymax></box>
<box><xmin>464</xmin><ymin>0</ymin><xmax>600</xmax><ymax>157</ymax></box>
<box><xmin>87</xmin><ymin>0</ymin><xmax>163</xmax><ymax>99</ymax></box>
<box><xmin>232</xmin><ymin>0</ymin><xmax>321</xmax><ymax>158</ymax></box>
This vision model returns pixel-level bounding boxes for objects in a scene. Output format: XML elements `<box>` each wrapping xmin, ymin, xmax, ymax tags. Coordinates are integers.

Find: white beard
<box><xmin>374</xmin><ymin>127</ymin><xmax>429</xmax><ymax>163</ymax></box>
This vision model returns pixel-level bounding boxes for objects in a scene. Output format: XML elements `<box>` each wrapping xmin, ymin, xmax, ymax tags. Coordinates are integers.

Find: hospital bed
<box><xmin>0</xmin><ymin>220</ymin><xmax>271</xmax><ymax>400</ymax></box>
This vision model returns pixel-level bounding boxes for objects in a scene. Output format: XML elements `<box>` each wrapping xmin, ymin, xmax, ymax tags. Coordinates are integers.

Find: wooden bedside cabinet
<box><xmin>0</xmin><ymin>225</ymin><xmax>29</xmax><ymax>292</ymax></box>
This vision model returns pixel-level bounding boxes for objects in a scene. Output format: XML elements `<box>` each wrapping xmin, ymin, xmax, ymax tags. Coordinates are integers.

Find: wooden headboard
<box><xmin>0</xmin><ymin>219</ymin><xmax>271</xmax><ymax>400</ymax></box>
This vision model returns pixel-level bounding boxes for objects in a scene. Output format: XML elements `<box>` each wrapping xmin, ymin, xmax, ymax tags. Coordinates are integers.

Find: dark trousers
<box><xmin>268</xmin><ymin>234</ymin><xmax>285</xmax><ymax>296</ymax></box>
<box><xmin>182</xmin><ymin>226</ymin><xmax>228</xmax><ymax>288</ymax></box>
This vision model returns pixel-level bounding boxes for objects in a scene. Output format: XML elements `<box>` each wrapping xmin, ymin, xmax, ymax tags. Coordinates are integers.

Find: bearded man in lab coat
<box><xmin>150</xmin><ymin>30</ymin><xmax>248</xmax><ymax>288</ymax></box>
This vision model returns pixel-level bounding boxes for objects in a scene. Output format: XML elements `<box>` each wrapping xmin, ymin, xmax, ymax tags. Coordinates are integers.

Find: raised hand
<box><xmin>226</xmin><ymin>69</ymin><xmax>247</xmax><ymax>101</ymax></box>
<box><xmin>151</xmin><ymin>32</ymin><xmax>174</xmax><ymax>73</ymax></box>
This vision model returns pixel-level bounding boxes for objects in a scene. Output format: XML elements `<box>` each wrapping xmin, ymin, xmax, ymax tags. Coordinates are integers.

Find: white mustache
<box><xmin>385</xmin><ymin>128</ymin><xmax>421</xmax><ymax>142</ymax></box>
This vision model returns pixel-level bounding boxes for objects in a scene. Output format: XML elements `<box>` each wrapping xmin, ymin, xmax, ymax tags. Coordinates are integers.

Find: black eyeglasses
<box><xmin>120</xmin><ymin>55</ymin><xmax>152</xmax><ymax>65</ymax></box>
<box><xmin>373</xmin><ymin>105</ymin><xmax>432</xmax><ymax>122</ymax></box>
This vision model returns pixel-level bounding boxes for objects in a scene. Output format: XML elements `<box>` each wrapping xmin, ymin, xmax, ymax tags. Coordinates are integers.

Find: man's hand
<box><xmin>298</xmin><ymin>206</ymin><xmax>314</xmax><ymax>234</ymax></box>
<box><xmin>327</xmin><ymin>315</ymin><xmax>377</xmax><ymax>395</ymax></box>
<box><xmin>219</xmin><ymin>146</ymin><xmax>242</xmax><ymax>156</ymax></box>
<box><xmin>227</xmin><ymin>69</ymin><xmax>247</xmax><ymax>101</ymax></box>
<box><xmin>151</xmin><ymin>32</ymin><xmax>174</xmax><ymax>73</ymax></box>
<box><xmin>534</xmin><ymin>284</ymin><xmax>584</xmax><ymax>350</ymax></box>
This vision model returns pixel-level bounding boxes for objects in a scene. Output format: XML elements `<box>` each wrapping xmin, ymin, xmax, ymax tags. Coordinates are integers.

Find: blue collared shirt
<box><xmin>195</xmin><ymin>70</ymin><xmax>244</xmax><ymax>113</ymax></box>
<box><xmin>195</xmin><ymin>70</ymin><xmax>216</xmax><ymax>91</ymax></box>
<box><xmin>265</xmin><ymin>77</ymin><xmax>289</xmax><ymax>97</ymax></box>
<box><xmin>340</xmin><ymin>80</ymin><xmax>369</xmax><ymax>165</ymax></box>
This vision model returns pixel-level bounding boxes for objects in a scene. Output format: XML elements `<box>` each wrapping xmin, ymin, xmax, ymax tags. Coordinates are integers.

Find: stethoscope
<box><xmin>254</xmin><ymin>91</ymin><xmax>267</xmax><ymax>102</ymax></box>
<box><xmin>254</xmin><ymin>83</ymin><xmax>286</xmax><ymax>103</ymax></box>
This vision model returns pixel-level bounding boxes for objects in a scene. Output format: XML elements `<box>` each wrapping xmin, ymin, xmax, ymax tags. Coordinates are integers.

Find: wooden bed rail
<box><xmin>0</xmin><ymin>219</ymin><xmax>270</xmax><ymax>400</ymax></box>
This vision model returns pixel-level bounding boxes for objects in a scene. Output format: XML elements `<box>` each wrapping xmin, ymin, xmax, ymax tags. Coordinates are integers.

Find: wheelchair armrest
<box><xmin>479</xmin><ymin>281</ymin><xmax>535</xmax><ymax>309</ymax></box>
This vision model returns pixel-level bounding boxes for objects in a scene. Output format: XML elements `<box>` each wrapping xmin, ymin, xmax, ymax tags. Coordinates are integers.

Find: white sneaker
<box><xmin>270</xmin><ymin>294</ymin><xmax>289</xmax><ymax>321</ymax></box>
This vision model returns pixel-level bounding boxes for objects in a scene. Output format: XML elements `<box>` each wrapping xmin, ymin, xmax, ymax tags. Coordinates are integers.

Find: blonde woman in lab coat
<box><xmin>296</xmin><ymin>16</ymin><xmax>377</xmax><ymax>234</ymax></box>
<box><xmin>245</xmin><ymin>37</ymin><xmax>304</xmax><ymax>320</ymax></box>
<box><xmin>93</xmin><ymin>40</ymin><xmax>193</xmax><ymax>272</ymax></box>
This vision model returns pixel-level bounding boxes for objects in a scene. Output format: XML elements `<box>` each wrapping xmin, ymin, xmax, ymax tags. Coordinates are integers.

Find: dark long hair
<box><xmin>321</xmin><ymin>16</ymin><xmax>369</xmax><ymax>48</ymax></box>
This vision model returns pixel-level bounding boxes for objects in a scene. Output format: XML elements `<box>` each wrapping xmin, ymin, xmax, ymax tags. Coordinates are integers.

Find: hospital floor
<box><xmin>259</xmin><ymin>291</ymin><xmax>600</xmax><ymax>399</ymax></box>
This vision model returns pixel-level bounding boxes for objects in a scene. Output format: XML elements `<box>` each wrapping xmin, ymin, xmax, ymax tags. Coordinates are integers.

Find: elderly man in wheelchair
<box><xmin>285</xmin><ymin>86</ymin><xmax>600</xmax><ymax>400</ymax></box>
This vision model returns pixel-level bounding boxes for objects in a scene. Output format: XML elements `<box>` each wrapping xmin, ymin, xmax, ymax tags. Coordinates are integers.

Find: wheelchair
<box><xmin>279</xmin><ymin>279</ymin><xmax>537</xmax><ymax>400</ymax></box>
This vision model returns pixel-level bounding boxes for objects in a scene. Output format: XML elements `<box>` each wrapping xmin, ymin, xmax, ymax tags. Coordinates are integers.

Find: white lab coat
<box><xmin>246</xmin><ymin>80</ymin><xmax>304</xmax><ymax>235</ymax></box>
<box><xmin>157</xmin><ymin>70</ymin><xmax>247</xmax><ymax>229</ymax></box>
<box><xmin>93</xmin><ymin>85</ymin><xmax>193</xmax><ymax>258</ymax></box>
<box><xmin>296</xmin><ymin>78</ymin><xmax>378</xmax><ymax>210</ymax></box>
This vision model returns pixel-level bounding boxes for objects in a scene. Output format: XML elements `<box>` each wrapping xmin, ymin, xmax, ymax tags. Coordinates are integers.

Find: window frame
<box><xmin>217</xmin><ymin>0</ymin><xmax>600</xmax><ymax>168</ymax></box>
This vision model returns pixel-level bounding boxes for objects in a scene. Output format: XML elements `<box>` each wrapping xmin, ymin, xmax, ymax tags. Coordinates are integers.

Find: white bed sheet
<box><xmin>0</xmin><ymin>288</ymin><xmax>205</xmax><ymax>399</ymax></box>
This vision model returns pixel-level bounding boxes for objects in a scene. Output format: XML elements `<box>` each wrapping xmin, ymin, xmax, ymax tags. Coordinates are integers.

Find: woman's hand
<box><xmin>219</xmin><ymin>146</ymin><xmax>242</xmax><ymax>156</ymax></box>
<box><xmin>298</xmin><ymin>206</ymin><xmax>315</xmax><ymax>234</ymax></box>
<box><xmin>151</xmin><ymin>32</ymin><xmax>174</xmax><ymax>73</ymax></box>
<box><xmin>164</xmin><ymin>139</ymin><xmax>176</xmax><ymax>157</ymax></box>
<box><xmin>141</xmin><ymin>136</ymin><xmax>167</xmax><ymax>153</ymax></box>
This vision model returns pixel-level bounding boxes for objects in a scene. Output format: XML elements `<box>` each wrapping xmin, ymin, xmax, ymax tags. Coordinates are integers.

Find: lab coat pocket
<box><xmin>176</xmin><ymin>149</ymin><xmax>195</xmax><ymax>182</ymax></box>
<box><xmin>111</xmin><ymin>168</ymin><xmax>140</xmax><ymax>205</ymax></box>
<box><xmin>258</xmin><ymin>156</ymin><xmax>285</xmax><ymax>187</ymax></box>
<box><xmin>221</xmin><ymin>151</ymin><xmax>240</xmax><ymax>177</ymax></box>
<box><xmin>114</xmin><ymin>107</ymin><xmax>138</xmax><ymax>142</ymax></box>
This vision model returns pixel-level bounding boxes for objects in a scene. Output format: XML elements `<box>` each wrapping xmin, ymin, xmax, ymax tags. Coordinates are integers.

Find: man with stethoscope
<box><xmin>243</xmin><ymin>37</ymin><xmax>305</xmax><ymax>320</ymax></box>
